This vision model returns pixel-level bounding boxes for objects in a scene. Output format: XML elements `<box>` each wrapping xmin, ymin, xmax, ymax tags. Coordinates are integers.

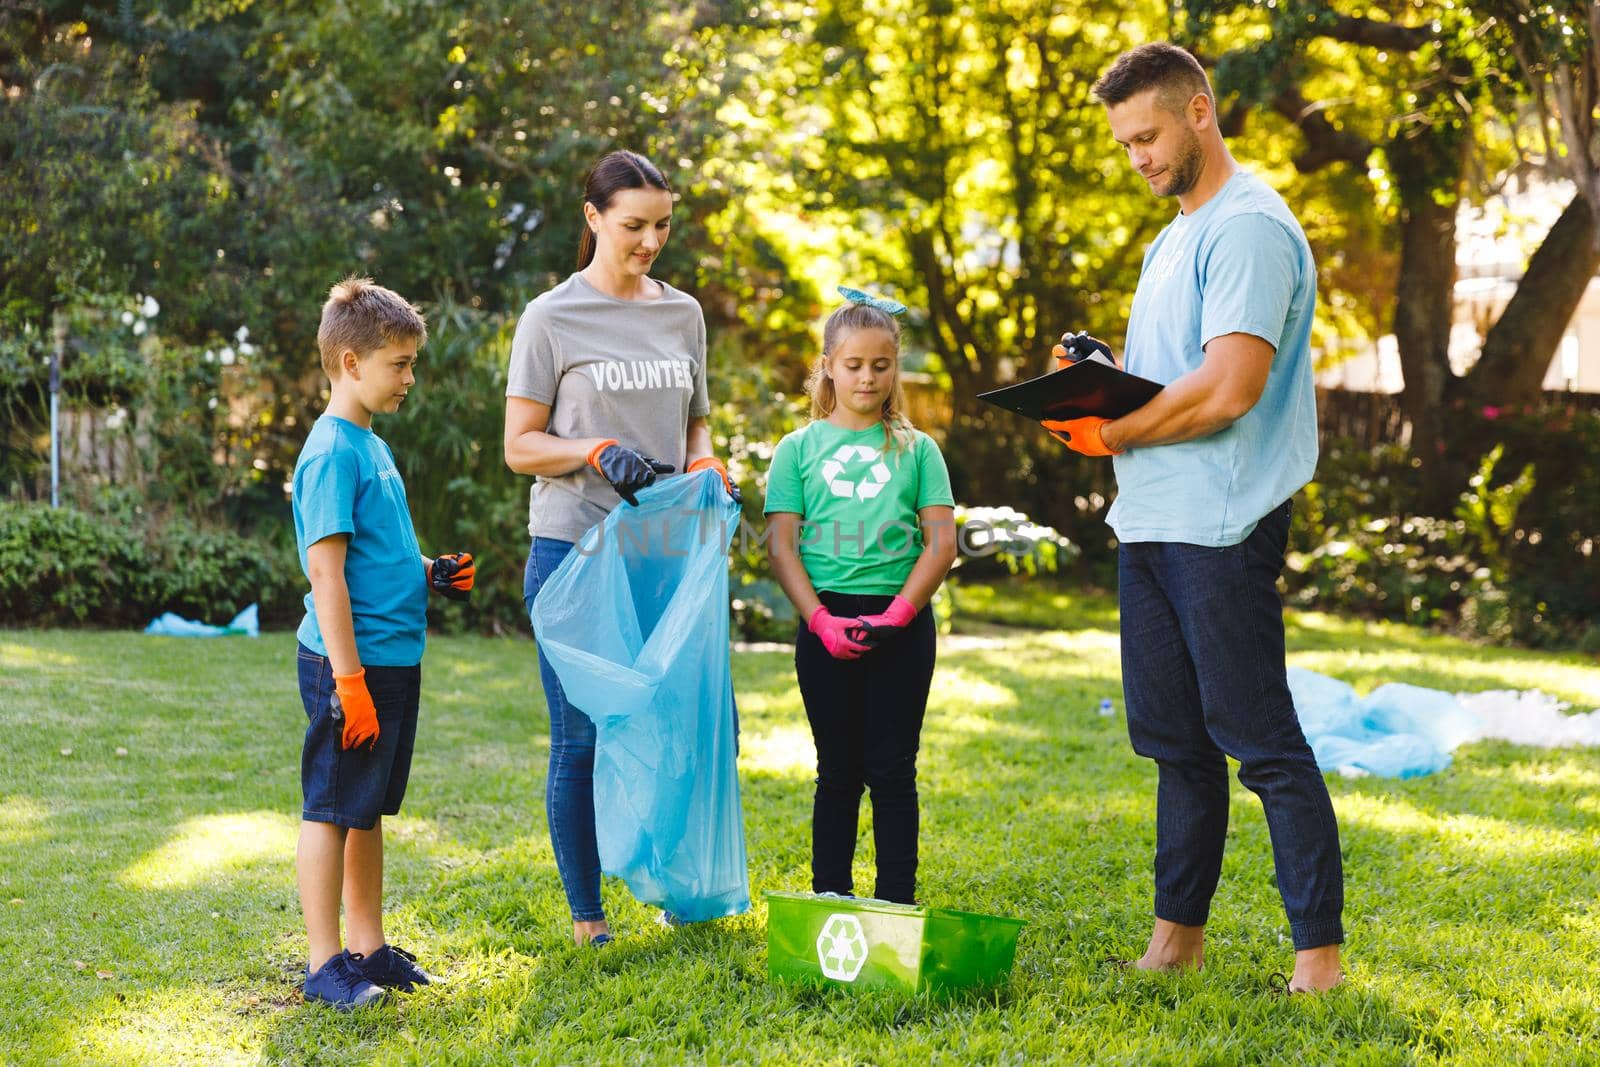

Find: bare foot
<box><xmin>1134</xmin><ymin>919</ymin><xmax>1205</xmax><ymax>972</ymax></box>
<box><xmin>1287</xmin><ymin>944</ymin><xmax>1343</xmax><ymax>993</ymax></box>
<box><xmin>573</xmin><ymin>919</ymin><xmax>611</xmax><ymax>946</ymax></box>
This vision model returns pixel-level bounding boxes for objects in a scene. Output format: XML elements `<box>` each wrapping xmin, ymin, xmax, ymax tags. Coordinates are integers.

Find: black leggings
<box><xmin>795</xmin><ymin>590</ymin><xmax>936</xmax><ymax>904</ymax></box>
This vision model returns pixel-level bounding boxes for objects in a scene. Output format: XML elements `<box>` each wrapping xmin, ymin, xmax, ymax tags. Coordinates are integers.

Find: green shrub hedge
<box><xmin>1285</xmin><ymin>406</ymin><xmax>1600</xmax><ymax>650</ymax></box>
<box><xmin>7</xmin><ymin>406</ymin><xmax>1597</xmax><ymax>651</ymax></box>
<box><xmin>0</xmin><ymin>503</ymin><xmax>302</xmax><ymax>629</ymax></box>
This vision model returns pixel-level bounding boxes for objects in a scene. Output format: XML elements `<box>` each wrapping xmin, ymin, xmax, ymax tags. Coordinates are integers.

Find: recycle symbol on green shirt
<box><xmin>816</xmin><ymin>912</ymin><xmax>869</xmax><ymax>981</ymax></box>
<box><xmin>821</xmin><ymin>444</ymin><xmax>892</xmax><ymax>501</ymax></box>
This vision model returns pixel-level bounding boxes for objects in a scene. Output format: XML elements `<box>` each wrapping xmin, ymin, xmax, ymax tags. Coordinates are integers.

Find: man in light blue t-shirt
<box><xmin>1045</xmin><ymin>43</ymin><xmax>1344</xmax><ymax>993</ymax></box>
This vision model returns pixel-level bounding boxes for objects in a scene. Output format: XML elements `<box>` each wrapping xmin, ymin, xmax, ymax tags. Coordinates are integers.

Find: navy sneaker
<box><xmin>350</xmin><ymin>943</ymin><xmax>434</xmax><ymax>992</ymax></box>
<box><xmin>304</xmin><ymin>950</ymin><xmax>386</xmax><ymax>1010</ymax></box>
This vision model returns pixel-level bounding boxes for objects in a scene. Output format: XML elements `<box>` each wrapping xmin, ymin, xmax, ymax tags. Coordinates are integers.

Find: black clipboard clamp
<box><xmin>978</xmin><ymin>350</ymin><xmax>1163</xmax><ymax>422</ymax></box>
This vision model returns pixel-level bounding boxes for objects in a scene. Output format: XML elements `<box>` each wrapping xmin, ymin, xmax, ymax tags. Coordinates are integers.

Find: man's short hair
<box><xmin>316</xmin><ymin>277</ymin><xmax>427</xmax><ymax>376</ymax></box>
<box><xmin>1092</xmin><ymin>43</ymin><xmax>1213</xmax><ymax>114</ymax></box>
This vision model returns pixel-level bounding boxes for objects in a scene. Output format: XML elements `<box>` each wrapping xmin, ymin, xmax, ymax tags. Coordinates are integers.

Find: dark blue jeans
<box><xmin>1119</xmin><ymin>500</ymin><xmax>1344</xmax><ymax>950</ymax></box>
<box><xmin>524</xmin><ymin>536</ymin><xmax>605</xmax><ymax>923</ymax></box>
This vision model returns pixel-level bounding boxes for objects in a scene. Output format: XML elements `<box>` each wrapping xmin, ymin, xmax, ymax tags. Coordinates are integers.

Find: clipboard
<box><xmin>978</xmin><ymin>358</ymin><xmax>1163</xmax><ymax>421</ymax></box>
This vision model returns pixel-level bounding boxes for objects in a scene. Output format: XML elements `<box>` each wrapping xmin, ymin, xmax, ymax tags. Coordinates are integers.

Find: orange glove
<box><xmin>333</xmin><ymin>669</ymin><xmax>380</xmax><ymax>750</ymax></box>
<box><xmin>686</xmin><ymin>456</ymin><xmax>742</xmax><ymax>505</ymax></box>
<box><xmin>1041</xmin><ymin>415</ymin><xmax>1123</xmax><ymax>457</ymax></box>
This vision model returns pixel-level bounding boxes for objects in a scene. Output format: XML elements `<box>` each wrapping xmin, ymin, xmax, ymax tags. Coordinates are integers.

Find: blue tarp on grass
<box><xmin>143</xmin><ymin>603</ymin><xmax>259</xmax><ymax>637</ymax></box>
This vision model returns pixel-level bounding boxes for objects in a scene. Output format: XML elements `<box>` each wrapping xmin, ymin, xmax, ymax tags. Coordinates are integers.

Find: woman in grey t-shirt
<box><xmin>504</xmin><ymin>150</ymin><xmax>738</xmax><ymax>947</ymax></box>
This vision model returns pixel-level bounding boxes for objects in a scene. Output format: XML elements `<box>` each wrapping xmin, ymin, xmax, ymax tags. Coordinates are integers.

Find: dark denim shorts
<box><xmin>297</xmin><ymin>643</ymin><xmax>421</xmax><ymax>830</ymax></box>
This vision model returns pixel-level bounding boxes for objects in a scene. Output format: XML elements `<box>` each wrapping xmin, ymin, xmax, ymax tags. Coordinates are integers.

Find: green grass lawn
<box><xmin>3</xmin><ymin>589</ymin><xmax>1599</xmax><ymax>1065</ymax></box>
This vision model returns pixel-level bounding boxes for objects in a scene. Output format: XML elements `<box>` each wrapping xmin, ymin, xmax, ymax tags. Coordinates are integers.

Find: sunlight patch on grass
<box><xmin>979</xmin><ymin>630</ymin><xmax>1121</xmax><ymax>676</ymax></box>
<box><xmin>0</xmin><ymin>641</ymin><xmax>81</xmax><ymax>668</ymax></box>
<box><xmin>1337</xmin><ymin>792</ymin><xmax>1593</xmax><ymax>861</ymax></box>
<box><xmin>929</xmin><ymin>708</ymin><xmax>1048</xmax><ymax>743</ymax></box>
<box><xmin>726</xmin><ymin>690</ymin><xmax>796</xmax><ymax>715</ymax></box>
<box><xmin>1467</xmin><ymin>762</ymin><xmax>1600</xmax><ymax>791</ymax></box>
<box><xmin>1555</xmin><ymin>903</ymin><xmax>1600</xmax><ymax>943</ymax></box>
<box><xmin>1013</xmin><ymin>629</ymin><xmax>1119</xmax><ymax>653</ymax></box>
<box><xmin>1027</xmin><ymin>789</ymin><xmax>1148</xmax><ymax>821</ymax></box>
<box><xmin>79</xmin><ymin>989</ymin><xmax>258</xmax><ymax>1067</ymax></box>
<box><xmin>928</xmin><ymin>667</ymin><xmax>1015</xmax><ymax>710</ymax></box>
<box><xmin>739</xmin><ymin>724</ymin><xmax>814</xmax><ymax>777</ymax></box>
<box><xmin>1285</xmin><ymin>610</ymin><xmax>1358</xmax><ymax>633</ymax></box>
<box><xmin>0</xmin><ymin>795</ymin><xmax>47</xmax><ymax>844</ymax></box>
<box><xmin>120</xmin><ymin>812</ymin><xmax>297</xmax><ymax>890</ymax></box>
<box><xmin>380</xmin><ymin>814</ymin><xmax>448</xmax><ymax>846</ymax></box>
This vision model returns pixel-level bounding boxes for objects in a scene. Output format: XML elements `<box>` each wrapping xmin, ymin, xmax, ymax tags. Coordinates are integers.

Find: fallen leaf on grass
<box><xmin>95</xmin><ymin>970</ymin><xmax>115</xmax><ymax>980</ymax></box>
<box><xmin>115</xmin><ymin>747</ymin><xmax>129</xmax><ymax>757</ymax></box>
<box><xmin>8</xmin><ymin>899</ymin><xmax>21</xmax><ymax>906</ymax></box>
<box><xmin>59</xmin><ymin>748</ymin><xmax>72</xmax><ymax>757</ymax></box>
<box><xmin>72</xmin><ymin>960</ymin><xmax>88</xmax><ymax>971</ymax></box>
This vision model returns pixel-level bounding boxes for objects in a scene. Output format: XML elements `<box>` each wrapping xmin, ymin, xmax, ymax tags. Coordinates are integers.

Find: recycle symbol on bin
<box><xmin>821</xmin><ymin>444</ymin><xmax>891</xmax><ymax>501</ymax></box>
<box><xmin>816</xmin><ymin>912</ymin><xmax>870</xmax><ymax>981</ymax></box>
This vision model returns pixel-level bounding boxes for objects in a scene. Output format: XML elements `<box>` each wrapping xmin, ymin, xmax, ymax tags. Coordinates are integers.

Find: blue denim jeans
<box><xmin>1119</xmin><ymin>500</ymin><xmax>1344</xmax><ymax>950</ymax></box>
<box><xmin>523</xmin><ymin>536</ymin><xmax>605</xmax><ymax>923</ymax></box>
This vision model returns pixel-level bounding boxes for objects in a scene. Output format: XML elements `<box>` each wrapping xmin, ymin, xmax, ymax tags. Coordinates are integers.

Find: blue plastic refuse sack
<box><xmin>144</xmin><ymin>603</ymin><xmax>259</xmax><ymax>637</ymax></box>
<box><xmin>530</xmin><ymin>470</ymin><xmax>750</xmax><ymax>922</ymax></box>
<box><xmin>1287</xmin><ymin>667</ymin><xmax>1481</xmax><ymax>778</ymax></box>
<box><xmin>1363</xmin><ymin>683</ymin><xmax>1481</xmax><ymax>752</ymax></box>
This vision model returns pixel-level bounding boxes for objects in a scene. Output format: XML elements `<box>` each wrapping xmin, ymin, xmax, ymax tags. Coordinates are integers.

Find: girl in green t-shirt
<box><xmin>764</xmin><ymin>288</ymin><xmax>958</xmax><ymax>903</ymax></box>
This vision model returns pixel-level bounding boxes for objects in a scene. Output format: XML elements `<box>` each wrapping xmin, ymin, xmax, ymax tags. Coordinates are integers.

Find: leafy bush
<box><xmin>0</xmin><ymin>503</ymin><xmax>299</xmax><ymax>629</ymax></box>
<box><xmin>1467</xmin><ymin>405</ymin><xmax>1600</xmax><ymax>649</ymax></box>
<box><xmin>730</xmin><ymin>576</ymin><xmax>796</xmax><ymax>644</ymax></box>
<box><xmin>382</xmin><ymin>301</ymin><xmax>532</xmax><ymax>636</ymax></box>
<box><xmin>0</xmin><ymin>503</ymin><xmax>151</xmax><ymax>625</ymax></box>
<box><xmin>1286</xmin><ymin>408</ymin><xmax>1600</xmax><ymax>648</ymax></box>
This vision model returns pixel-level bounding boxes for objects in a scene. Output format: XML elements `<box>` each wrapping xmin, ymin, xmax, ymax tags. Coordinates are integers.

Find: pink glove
<box><xmin>808</xmin><ymin>606</ymin><xmax>869</xmax><ymax>660</ymax></box>
<box><xmin>846</xmin><ymin>595</ymin><xmax>918</xmax><ymax>648</ymax></box>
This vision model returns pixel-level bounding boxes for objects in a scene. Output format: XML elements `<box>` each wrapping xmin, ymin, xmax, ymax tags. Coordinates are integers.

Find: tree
<box><xmin>731</xmin><ymin>0</ymin><xmax>1178</xmax><ymax>545</ymax></box>
<box><xmin>1</xmin><ymin>1</ymin><xmax>788</xmax><ymax>503</ymax></box>
<box><xmin>1181</xmin><ymin>1</ymin><xmax>1600</xmax><ymax>502</ymax></box>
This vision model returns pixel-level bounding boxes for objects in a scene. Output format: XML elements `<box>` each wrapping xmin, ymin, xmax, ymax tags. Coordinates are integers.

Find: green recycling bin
<box><xmin>765</xmin><ymin>891</ymin><xmax>1025</xmax><ymax>994</ymax></box>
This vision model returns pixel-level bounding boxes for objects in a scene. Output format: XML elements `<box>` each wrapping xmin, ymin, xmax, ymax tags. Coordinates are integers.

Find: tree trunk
<box><xmin>1463</xmin><ymin>193</ymin><xmax>1599</xmax><ymax>408</ymax></box>
<box><xmin>1386</xmin><ymin>128</ymin><xmax>1465</xmax><ymax>509</ymax></box>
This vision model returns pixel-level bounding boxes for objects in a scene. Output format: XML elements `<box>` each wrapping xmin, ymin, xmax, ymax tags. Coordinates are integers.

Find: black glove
<box><xmin>429</xmin><ymin>552</ymin><xmax>474</xmax><ymax>602</ymax></box>
<box><xmin>587</xmin><ymin>440</ymin><xmax>675</xmax><ymax>506</ymax></box>
<box><xmin>1052</xmin><ymin>331</ymin><xmax>1115</xmax><ymax>369</ymax></box>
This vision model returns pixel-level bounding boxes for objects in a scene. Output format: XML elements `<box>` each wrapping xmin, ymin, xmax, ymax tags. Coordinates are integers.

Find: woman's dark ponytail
<box><xmin>577</xmin><ymin>150</ymin><xmax>671</xmax><ymax>269</ymax></box>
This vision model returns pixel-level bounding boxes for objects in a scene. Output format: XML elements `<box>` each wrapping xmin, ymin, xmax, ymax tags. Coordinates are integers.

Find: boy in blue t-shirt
<box><xmin>291</xmin><ymin>277</ymin><xmax>476</xmax><ymax>1010</ymax></box>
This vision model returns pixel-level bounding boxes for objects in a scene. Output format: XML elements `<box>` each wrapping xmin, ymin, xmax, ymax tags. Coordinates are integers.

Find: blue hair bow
<box><xmin>837</xmin><ymin>285</ymin><xmax>907</xmax><ymax>317</ymax></box>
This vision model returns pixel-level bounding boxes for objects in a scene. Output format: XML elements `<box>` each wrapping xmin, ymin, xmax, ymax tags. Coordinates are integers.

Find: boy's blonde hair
<box><xmin>316</xmin><ymin>276</ymin><xmax>427</xmax><ymax>377</ymax></box>
<box><xmin>806</xmin><ymin>302</ymin><xmax>915</xmax><ymax>453</ymax></box>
